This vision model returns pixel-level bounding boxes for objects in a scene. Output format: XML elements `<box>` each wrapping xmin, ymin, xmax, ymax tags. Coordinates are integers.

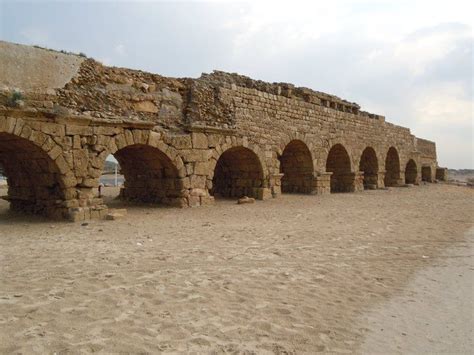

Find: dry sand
<box><xmin>0</xmin><ymin>184</ymin><xmax>472</xmax><ymax>353</ymax></box>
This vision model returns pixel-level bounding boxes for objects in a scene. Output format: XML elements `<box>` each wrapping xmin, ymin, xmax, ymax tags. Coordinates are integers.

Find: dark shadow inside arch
<box><xmin>405</xmin><ymin>159</ymin><xmax>418</xmax><ymax>184</ymax></box>
<box><xmin>326</xmin><ymin>144</ymin><xmax>352</xmax><ymax>193</ymax></box>
<box><xmin>421</xmin><ymin>166</ymin><xmax>432</xmax><ymax>182</ymax></box>
<box><xmin>384</xmin><ymin>147</ymin><xmax>401</xmax><ymax>187</ymax></box>
<box><xmin>211</xmin><ymin>147</ymin><xmax>263</xmax><ymax>199</ymax></box>
<box><xmin>359</xmin><ymin>147</ymin><xmax>379</xmax><ymax>190</ymax></box>
<box><xmin>103</xmin><ymin>144</ymin><xmax>184</xmax><ymax>207</ymax></box>
<box><xmin>280</xmin><ymin>140</ymin><xmax>314</xmax><ymax>193</ymax></box>
<box><xmin>0</xmin><ymin>132</ymin><xmax>64</xmax><ymax>218</ymax></box>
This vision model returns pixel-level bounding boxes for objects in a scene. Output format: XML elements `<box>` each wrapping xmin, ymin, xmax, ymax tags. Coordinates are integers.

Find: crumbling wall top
<box><xmin>0</xmin><ymin>41</ymin><xmax>398</xmax><ymax>129</ymax></box>
<box><xmin>56</xmin><ymin>59</ymin><xmax>187</xmax><ymax>126</ymax></box>
<box><xmin>198</xmin><ymin>70</ymin><xmax>362</xmax><ymax>113</ymax></box>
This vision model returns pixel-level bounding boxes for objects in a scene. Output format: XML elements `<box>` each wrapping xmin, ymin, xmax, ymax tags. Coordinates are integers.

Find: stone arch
<box><xmin>103</xmin><ymin>133</ymin><xmax>185</xmax><ymax>206</ymax></box>
<box><xmin>211</xmin><ymin>146</ymin><xmax>265</xmax><ymax>199</ymax></box>
<box><xmin>279</xmin><ymin>140</ymin><xmax>314</xmax><ymax>193</ymax></box>
<box><xmin>208</xmin><ymin>138</ymin><xmax>269</xmax><ymax>179</ymax></box>
<box><xmin>422</xmin><ymin>165</ymin><xmax>433</xmax><ymax>182</ymax></box>
<box><xmin>320</xmin><ymin>138</ymin><xmax>355</xmax><ymax>169</ymax></box>
<box><xmin>384</xmin><ymin>147</ymin><xmax>401</xmax><ymax>187</ymax></box>
<box><xmin>326</xmin><ymin>143</ymin><xmax>353</xmax><ymax>192</ymax></box>
<box><xmin>105</xmin><ymin>130</ymin><xmax>186</xmax><ymax>179</ymax></box>
<box><xmin>405</xmin><ymin>159</ymin><xmax>418</xmax><ymax>184</ymax></box>
<box><xmin>0</xmin><ymin>125</ymin><xmax>71</xmax><ymax>218</ymax></box>
<box><xmin>359</xmin><ymin>146</ymin><xmax>379</xmax><ymax>189</ymax></box>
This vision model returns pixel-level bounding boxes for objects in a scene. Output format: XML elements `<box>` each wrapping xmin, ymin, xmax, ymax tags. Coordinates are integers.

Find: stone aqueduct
<box><xmin>0</xmin><ymin>42</ymin><xmax>445</xmax><ymax>221</ymax></box>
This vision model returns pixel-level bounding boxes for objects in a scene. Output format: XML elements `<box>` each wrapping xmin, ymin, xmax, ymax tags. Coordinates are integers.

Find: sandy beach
<box><xmin>0</xmin><ymin>184</ymin><xmax>472</xmax><ymax>353</ymax></box>
<box><xmin>359</xmin><ymin>227</ymin><xmax>473</xmax><ymax>354</ymax></box>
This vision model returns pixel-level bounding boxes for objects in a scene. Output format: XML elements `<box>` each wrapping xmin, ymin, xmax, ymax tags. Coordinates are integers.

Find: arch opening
<box><xmin>326</xmin><ymin>144</ymin><xmax>352</xmax><ymax>193</ymax></box>
<box><xmin>384</xmin><ymin>147</ymin><xmax>401</xmax><ymax>187</ymax></box>
<box><xmin>98</xmin><ymin>154</ymin><xmax>123</xmax><ymax>204</ymax></box>
<box><xmin>405</xmin><ymin>159</ymin><xmax>418</xmax><ymax>184</ymax></box>
<box><xmin>105</xmin><ymin>144</ymin><xmax>183</xmax><ymax>206</ymax></box>
<box><xmin>359</xmin><ymin>147</ymin><xmax>379</xmax><ymax>189</ymax></box>
<box><xmin>0</xmin><ymin>132</ymin><xmax>65</xmax><ymax>216</ymax></box>
<box><xmin>212</xmin><ymin>147</ymin><xmax>264</xmax><ymax>199</ymax></box>
<box><xmin>422</xmin><ymin>166</ymin><xmax>432</xmax><ymax>182</ymax></box>
<box><xmin>279</xmin><ymin>140</ymin><xmax>314</xmax><ymax>193</ymax></box>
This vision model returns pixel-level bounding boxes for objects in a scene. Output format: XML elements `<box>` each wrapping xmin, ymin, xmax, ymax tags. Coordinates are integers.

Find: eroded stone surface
<box><xmin>0</xmin><ymin>42</ymin><xmax>443</xmax><ymax>221</ymax></box>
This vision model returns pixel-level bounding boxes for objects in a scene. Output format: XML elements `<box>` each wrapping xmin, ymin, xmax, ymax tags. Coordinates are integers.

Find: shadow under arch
<box><xmin>385</xmin><ymin>147</ymin><xmax>401</xmax><ymax>187</ymax></box>
<box><xmin>107</xmin><ymin>144</ymin><xmax>184</xmax><ymax>206</ymax></box>
<box><xmin>405</xmin><ymin>159</ymin><xmax>418</xmax><ymax>184</ymax></box>
<box><xmin>326</xmin><ymin>143</ymin><xmax>352</xmax><ymax>193</ymax></box>
<box><xmin>280</xmin><ymin>139</ymin><xmax>314</xmax><ymax>193</ymax></box>
<box><xmin>422</xmin><ymin>166</ymin><xmax>433</xmax><ymax>182</ymax></box>
<box><xmin>359</xmin><ymin>146</ymin><xmax>379</xmax><ymax>189</ymax></box>
<box><xmin>211</xmin><ymin>146</ymin><xmax>264</xmax><ymax>199</ymax></box>
<box><xmin>0</xmin><ymin>132</ymin><xmax>67</xmax><ymax>217</ymax></box>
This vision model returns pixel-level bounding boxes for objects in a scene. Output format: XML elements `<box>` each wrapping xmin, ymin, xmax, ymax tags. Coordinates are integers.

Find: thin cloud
<box><xmin>114</xmin><ymin>44</ymin><xmax>126</xmax><ymax>56</ymax></box>
<box><xmin>0</xmin><ymin>1</ymin><xmax>472</xmax><ymax>168</ymax></box>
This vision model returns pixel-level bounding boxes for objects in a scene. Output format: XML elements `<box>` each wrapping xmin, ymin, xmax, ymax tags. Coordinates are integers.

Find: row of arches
<box><xmin>104</xmin><ymin>141</ymin><xmax>429</xmax><ymax>201</ymax></box>
<box><xmin>323</xmin><ymin>144</ymin><xmax>424</xmax><ymax>193</ymax></box>
<box><xmin>0</xmin><ymin>129</ymin><xmax>433</xmax><ymax>218</ymax></box>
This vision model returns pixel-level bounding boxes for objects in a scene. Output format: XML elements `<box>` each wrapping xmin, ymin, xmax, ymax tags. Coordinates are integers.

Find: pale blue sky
<box><xmin>1</xmin><ymin>0</ymin><xmax>472</xmax><ymax>168</ymax></box>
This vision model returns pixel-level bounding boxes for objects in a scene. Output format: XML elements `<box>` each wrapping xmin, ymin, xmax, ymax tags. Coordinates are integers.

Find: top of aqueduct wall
<box><xmin>0</xmin><ymin>40</ymin><xmax>436</xmax><ymax>159</ymax></box>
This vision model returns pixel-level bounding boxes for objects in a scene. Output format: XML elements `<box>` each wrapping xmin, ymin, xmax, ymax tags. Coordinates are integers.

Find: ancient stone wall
<box><xmin>0</xmin><ymin>42</ymin><xmax>441</xmax><ymax>221</ymax></box>
<box><xmin>0</xmin><ymin>41</ymin><xmax>85</xmax><ymax>91</ymax></box>
<box><xmin>416</xmin><ymin>138</ymin><xmax>438</xmax><ymax>182</ymax></box>
<box><xmin>416</xmin><ymin>138</ymin><xmax>437</xmax><ymax>159</ymax></box>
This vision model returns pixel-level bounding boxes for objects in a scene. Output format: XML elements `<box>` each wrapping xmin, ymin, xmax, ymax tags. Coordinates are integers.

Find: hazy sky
<box><xmin>1</xmin><ymin>0</ymin><xmax>472</xmax><ymax>168</ymax></box>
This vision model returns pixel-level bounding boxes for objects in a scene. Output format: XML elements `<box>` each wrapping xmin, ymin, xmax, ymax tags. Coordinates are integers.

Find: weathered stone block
<box><xmin>115</xmin><ymin>134</ymin><xmax>127</xmax><ymax>150</ymax></box>
<box><xmin>29</xmin><ymin>130</ymin><xmax>48</xmax><ymax>146</ymax></box>
<box><xmin>62</xmin><ymin>174</ymin><xmax>78</xmax><ymax>188</ymax></box>
<box><xmin>81</xmin><ymin>178</ymin><xmax>98</xmax><ymax>188</ymax></box>
<box><xmin>192</xmin><ymin>132</ymin><xmax>208</xmax><ymax>149</ymax></box>
<box><xmin>190</xmin><ymin>175</ymin><xmax>207</xmax><ymax>188</ymax></box>
<box><xmin>255</xmin><ymin>187</ymin><xmax>272</xmax><ymax>200</ymax></box>
<box><xmin>166</xmin><ymin>135</ymin><xmax>192</xmax><ymax>149</ymax></box>
<box><xmin>124</xmin><ymin>130</ymin><xmax>134</xmax><ymax>146</ymax></box>
<box><xmin>93</xmin><ymin>126</ymin><xmax>121</xmax><ymax>136</ymax></box>
<box><xmin>55</xmin><ymin>154</ymin><xmax>71</xmax><ymax>174</ymax></box>
<box><xmin>66</xmin><ymin>125</ymin><xmax>93</xmax><ymax>136</ymax></box>
<box><xmin>147</xmin><ymin>131</ymin><xmax>162</xmax><ymax>147</ymax></box>
<box><xmin>0</xmin><ymin>116</ymin><xmax>16</xmax><ymax>133</ymax></box>
<box><xmin>200</xmin><ymin>195</ymin><xmax>215</xmax><ymax>206</ymax></box>
<box><xmin>48</xmin><ymin>145</ymin><xmax>63</xmax><ymax>160</ymax></box>
<box><xmin>133</xmin><ymin>100</ymin><xmax>158</xmax><ymax>113</ymax></box>
<box><xmin>194</xmin><ymin>161</ymin><xmax>209</xmax><ymax>176</ymax></box>
<box><xmin>190</xmin><ymin>188</ymin><xmax>207</xmax><ymax>197</ymax></box>
<box><xmin>181</xmin><ymin>149</ymin><xmax>211</xmax><ymax>163</ymax></box>
<box><xmin>238</xmin><ymin>196</ymin><xmax>255</xmax><ymax>204</ymax></box>
<box><xmin>69</xmin><ymin>207</ymin><xmax>85</xmax><ymax>222</ymax></box>
<box><xmin>41</xmin><ymin>122</ymin><xmax>65</xmax><ymax>136</ymax></box>
<box><xmin>73</xmin><ymin>149</ymin><xmax>89</xmax><ymax>177</ymax></box>
<box><xmin>20</xmin><ymin>125</ymin><xmax>32</xmax><ymax>139</ymax></box>
<box><xmin>187</xmin><ymin>195</ymin><xmax>201</xmax><ymax>207</ymax></box>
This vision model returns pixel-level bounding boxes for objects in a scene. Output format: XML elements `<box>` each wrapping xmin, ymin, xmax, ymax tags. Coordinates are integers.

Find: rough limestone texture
<box><xmin>0</xmin><ymin>42</ymin><xmax>444</xmax><ymax>221</ymax></box>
